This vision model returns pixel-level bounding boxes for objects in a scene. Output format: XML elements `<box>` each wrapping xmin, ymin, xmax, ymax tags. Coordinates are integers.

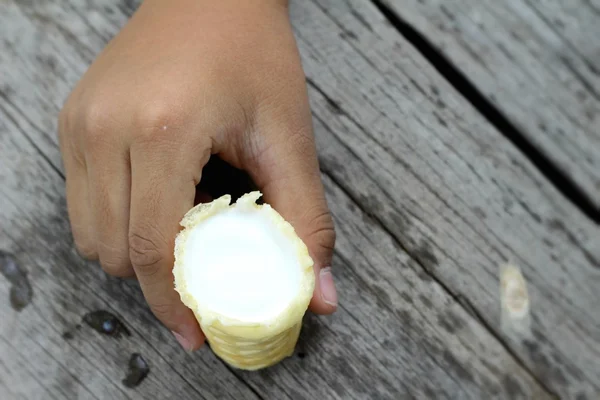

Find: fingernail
<box><xmin>172</xmin><ymin>331</ymin><xmax>193</xmax><ymax>351</ymax></box>
<box><xmin>319</xmin><ymin>267</ymin><xmax>338</xmax><ymax>307</ymax></box>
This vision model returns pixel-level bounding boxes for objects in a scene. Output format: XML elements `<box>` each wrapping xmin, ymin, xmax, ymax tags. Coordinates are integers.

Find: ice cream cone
<box><xmin>173</xmin><ymin>191</ymin><xmax>315</xmax><ymax>370</ymax></box>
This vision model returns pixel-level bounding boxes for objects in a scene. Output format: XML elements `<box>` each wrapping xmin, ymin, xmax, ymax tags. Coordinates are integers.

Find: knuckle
<box><xmin>148</xmin><ymin>301</ymin><xmax>176</xmax><ymax>321</ymax></box>
<box><xmin>306</xmin><ymin>209</ymin><xmax>336</xmax><ymax>251</ymax></box>
<box><xmin>74</xmin><ymin>238</ymin><xmax>98</xmax><ymax>260</ymax></box>
<box><xmin>128</xmin><ymin>230</ymin><xmax>164</xmax><ymax>275</ymax></box>
<box><xmin>99</xmin><ymin>252</ymin><xmax>133</xmax><ymax>277</ymax></box>
<box><xmin>133</xmin><ymin>100</ymin><xmax>178</xmax><ymax>141</ymax></box>
<box><xmin>83</xmin><ymin>101</ymin><xmax>109</xmax><ymax>133</ymax></box>
<box><xmin>83</xmin><ymin>103</ymin><xmax>112</xmax><ymax>147</ymax></box>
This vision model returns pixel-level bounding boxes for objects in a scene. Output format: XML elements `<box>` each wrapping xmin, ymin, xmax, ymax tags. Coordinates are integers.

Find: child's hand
<box><xmin>58</xmin><ymin>0</ymin><xmax>337</xmax><ymax>351</ymax></box>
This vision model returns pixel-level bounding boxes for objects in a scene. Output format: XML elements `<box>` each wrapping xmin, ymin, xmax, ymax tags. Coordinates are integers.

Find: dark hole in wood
<box><xmin>62</xmin><ymin>331</ymin><xmax>74</xmax><ymax>340</ymax></box>
<box><xmin>122</xmin><ymin>353</ymin><xmax>150</xmax><ymax>388</ymax></box>
<box><xmin>0</xmin><ymin>250</ymin><xmax>33</xmax><ymax>311</ymax></box>
<box><xmin>82</xmin><ymin>310</ymin><xmax>131</xmax><ymax>338</ymax></box>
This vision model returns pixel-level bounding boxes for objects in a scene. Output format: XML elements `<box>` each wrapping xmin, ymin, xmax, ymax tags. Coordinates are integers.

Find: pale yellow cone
<box><xmin>172</xmin><ymin>191</ymin><xmax>315</xmax><ymax>370</ymax></box>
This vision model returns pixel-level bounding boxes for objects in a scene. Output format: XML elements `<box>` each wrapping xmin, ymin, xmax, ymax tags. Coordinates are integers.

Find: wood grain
<box><xmin>0</xmin><ymin>110</ymin><xmax>263</xmax><ymax>400</ymax></box>
<box><xmin>0</xmin><ymin>0</ymin><xmax>598</xmax><ymax>399</ymax></box>
<box><xmin>377</xmin><ymin>0</ymin><xmax>600</xmax><ymax>211</ymax></box>
<box><xmin>292</xmin><ymin>0</ymin><xmax>600</xmax><ymax>397</ymax></box>
<box><xmin>0</xmin><ymin>86</ymin><xmax>552</xmax><ymax>399</ymax></box>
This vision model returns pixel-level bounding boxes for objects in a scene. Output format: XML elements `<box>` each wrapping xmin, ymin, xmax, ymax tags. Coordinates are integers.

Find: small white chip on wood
<box><xmin>500</xmin><ymin>263</ymin><xmax>531</xmax><ymax>336</ymax></box>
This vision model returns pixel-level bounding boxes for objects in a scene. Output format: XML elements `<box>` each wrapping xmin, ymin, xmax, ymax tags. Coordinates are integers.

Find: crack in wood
<box><xmin>0</xmin><ymin>93</ymin><xmax>64</xmax><ymax>180</ymax></box>
<box><xmin>4</xmin><ymin>85</ymin><xmax>551</xmax><ymax>397</ymax></box>
<box><xmin>369</xmin><ymin>0</ymin><xmax>600</xmax><ymax>224</ymax></box>
<box><xmin>3</xmin><ymin>1</ymin><xmax>595</xmax><ymax>396</ymax></box>
<box><xmin>219</xmin><ymin>363</ymin><xmax>269</xmax><ymax>400</ymax></box>
<box><xmin>321</xmin><ymin>165</ymin><xmax>560</xmax><ymax>399</ymax></box>
<box><xmin>306</xmin><ymin>72</ymin><xmax>558</xmax><ymax>397</ymax></box>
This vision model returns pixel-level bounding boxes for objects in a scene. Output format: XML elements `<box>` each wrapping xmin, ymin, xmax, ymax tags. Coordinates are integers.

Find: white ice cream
<box><xmin>180</xmin><ymin>205</ymin><xmax>303</xmax><ymax>323</ymax></box>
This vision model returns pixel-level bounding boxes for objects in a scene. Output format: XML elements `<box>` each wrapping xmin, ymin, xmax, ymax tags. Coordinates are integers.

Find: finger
<box><xmin>118</xmin><ymin>190</ymin><xmax>210</xmax><ymax>283</ymax></box>
<box><xmin>86</xmin><ymin>132</ymin><xmax>134</xmax><ymax>278</ymax></box>
<box><xmin>129</xmin><ymin>128</ymin><xmax>211</xmax><ymax>351</ymax></box>
<box><xmin>244</xmin><ymin>114</ymin><xmax>338</xmax><ymax>315</ymax></box>
<box><xmin>66</xmin><ymin>167</ymin><xmax>98</xmax><ymax>260</ymax></box>
<box><xmin>58</xmin><ymin>110</ymin><xmax>97</xmax><ymax>260</ymax></box>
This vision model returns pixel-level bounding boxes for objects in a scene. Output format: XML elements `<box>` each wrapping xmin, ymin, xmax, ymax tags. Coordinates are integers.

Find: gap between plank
<box><xmin>0</xmin><ymin>91</ymin><xmax>65</xmax><ymax>180</ymax></box>
<box><xmin>8</xmin><ymin>103</ymin><xmax>556</xmax><ymax>397</ymax></box>
<box><xmin>305</xmin><ymin>76</ymin><xmax>557</xmax><ymax>397</ymax></box>
<box><xmin>369</xmin><ymin>0</ymin><xmax>600</xmax><ymax>224</ymax></box>
<box><xmin>219</xmin><ymin>363</ymin><xmax>266</xmax><ymax>400</ymax></box>
<box><xmin>320</xmin><ymin>167</ymin><xmax>559</xmax><ymax>398</ymax></box>
<box><xmin>0</xmin><ymin>122</ymin><xmax>262</xmax><ymax>399</ymax></box>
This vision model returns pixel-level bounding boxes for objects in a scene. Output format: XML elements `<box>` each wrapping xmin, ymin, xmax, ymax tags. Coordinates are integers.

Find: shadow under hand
<box><xmin>294</xmin><ymin>312</ymin><xmax>325</xmax><ymax>360</ymax></box>
<box><xmin>195</xmin><ymin>155</ymin><xmax>260</xmax><ymax>205</ymax></box>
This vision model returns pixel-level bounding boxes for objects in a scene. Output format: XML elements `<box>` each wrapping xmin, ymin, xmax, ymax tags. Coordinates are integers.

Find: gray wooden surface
<box><xmin>378</xmin><ymin>0</ymin><xmax>600</xmax><ymax>212</ymax></box>
<box><xmin>1</xmin><ymin>0</ymin><xmax>599</xmax><ymax>399</ymax></box>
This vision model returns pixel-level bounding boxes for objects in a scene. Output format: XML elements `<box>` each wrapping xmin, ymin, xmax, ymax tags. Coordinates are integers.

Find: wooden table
<box><xmin>1</xmin><ymin>1</ymin><xmax>598</xmax><ymax>399</ymax></box>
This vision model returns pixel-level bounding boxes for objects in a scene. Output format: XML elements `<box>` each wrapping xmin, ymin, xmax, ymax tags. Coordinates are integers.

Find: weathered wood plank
<box><xmin>0</xmin><ymin>1</ymin><xmax>556</xmax><ymax>397</ymax></box>
<box><xmin>377</xmin><ymin>0</ymin><xmax>600</xmax><ymax>210</ymax></box>
<box><xmin>0</xmin><ymin>114</ymin><xmax>262</xmax><ymax>400</ymax></box>
<box><xmin>0</xmin><ymin>302</ymin><xmax>115</xmax><ymax>400</ymax></box>
<box><xmin>0</xmin><ymin>81</ymin><xmax>551</xmax><ymax>399</ymax></box>
<box><xmin>0</xmin><ymin>265</ymin><xmax>102</xmax><ymax>400</ymax></box>
<box><xmin>291</xmin><ymin>1</ymin><xmax>600</xmax><ymax>398</ymax></box>
<box><xmin>0</xmin><ymin>0</ymin><xmax>598</xmax><ymax>399</ymax></box>
<box><xmin>0</xmin><ymin>338</ymin><xmax>65</xmax><ymax>400</ymax></box>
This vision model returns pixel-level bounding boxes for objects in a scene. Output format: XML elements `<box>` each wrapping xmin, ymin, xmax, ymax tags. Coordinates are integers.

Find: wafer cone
<box><xmin>173</xmin><ymin>192</ymin><xmax>315</xmax><ymax>370</ymax></box>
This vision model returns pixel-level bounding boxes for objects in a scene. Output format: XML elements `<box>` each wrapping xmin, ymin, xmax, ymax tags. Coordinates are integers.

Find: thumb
<box><xmin>243</xmin><ymin>119</ymin><xmax>338</xmax><ymax>315</ymax></box>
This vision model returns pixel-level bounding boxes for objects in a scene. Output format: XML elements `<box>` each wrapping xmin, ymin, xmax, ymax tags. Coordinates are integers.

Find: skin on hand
<box><xmin>58</xmin><ymin>0</ymin><xmax>337</xmax><ymax>351</ymax></box>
